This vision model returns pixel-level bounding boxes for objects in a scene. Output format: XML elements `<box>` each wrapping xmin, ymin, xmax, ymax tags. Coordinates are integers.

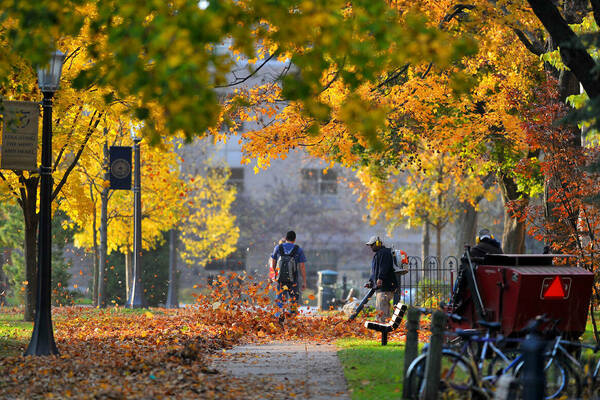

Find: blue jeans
<box><xmin>275</xmin><ymin>282</ymin><xmax>300</xmax><ymax>317</ymax></box>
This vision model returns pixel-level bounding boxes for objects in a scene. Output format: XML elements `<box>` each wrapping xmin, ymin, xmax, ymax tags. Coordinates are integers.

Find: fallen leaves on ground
<box><xmin>0</xmin><ymin>273</ymin><xmax>425</xmax><ymax>399</ymax></box>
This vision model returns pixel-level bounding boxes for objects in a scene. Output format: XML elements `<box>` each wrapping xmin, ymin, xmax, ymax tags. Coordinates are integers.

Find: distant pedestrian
<box><xmin>364</xmin><ymin>236</ymin><xmax>398</xmax><ymax>323</ymax></box>
<box><xmin>270</xmin><ymin>231</ymin><xmax>307</xmax><ymax>324</ymax></box>
<box><xmin>267</xmin><ymin>238</ymin><xmax>286</xmax><ymax>282</ymax></box>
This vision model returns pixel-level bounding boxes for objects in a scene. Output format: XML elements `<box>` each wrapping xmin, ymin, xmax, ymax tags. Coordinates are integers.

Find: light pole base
<box><xmin>25</xmin><ymin>314</ymin><xmax>59</xmax><ymax>356</ymax></box>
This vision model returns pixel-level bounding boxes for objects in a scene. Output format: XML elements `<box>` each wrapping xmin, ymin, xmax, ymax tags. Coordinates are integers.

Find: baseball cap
<box><xmin>365</xmin><ymin>236</ymin><xmax>379</xmax><ymax>245</ymax></box>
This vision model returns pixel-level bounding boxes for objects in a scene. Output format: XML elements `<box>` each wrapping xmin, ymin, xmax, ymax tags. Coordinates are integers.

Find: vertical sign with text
<box><xmin>0</xmin><ymin>101</ymin><xmax>39</xmax><ymax>170</ymax></box>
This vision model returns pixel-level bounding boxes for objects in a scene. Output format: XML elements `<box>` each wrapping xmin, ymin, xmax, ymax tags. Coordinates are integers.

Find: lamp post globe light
<box><xmin>128</xmin><ymin>126</ymin><xmax>145</xmax><ymax>308</ymax></box>
<box><xmin>25</xmin><ymin>50</ymin><xmax>65</xmax><ymax>356</ymax></box>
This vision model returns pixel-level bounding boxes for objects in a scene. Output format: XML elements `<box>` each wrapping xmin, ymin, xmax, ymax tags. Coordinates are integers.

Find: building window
<box><xmin>229</xmin><ymin>167</ymin><xmax>244</xmax><ymax>192</ymax></box>
<box><xmin>301</xmin><ymin>168</ymin><xmax>337</xmax><ymax>195</ymax></box>
<box><xmin>205</xmin><ymin>248</ymin><xmax>246</xmax><ymax>271</ymax></box>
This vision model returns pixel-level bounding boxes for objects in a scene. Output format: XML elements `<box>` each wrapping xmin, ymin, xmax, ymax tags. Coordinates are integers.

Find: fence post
<box><xmin>521</xmin><ymin>335</ymin><xmax>545</xmax><ymax>400</ymax></box>
<box><xmin>403</xmin><ymin>308</ymin><xmax>420</xmax><ymax>399</ymax></box>
<box><xmin>421</xmin><ymin>310</ymin><xmax>447</xmax><ymax>400</ymax></box>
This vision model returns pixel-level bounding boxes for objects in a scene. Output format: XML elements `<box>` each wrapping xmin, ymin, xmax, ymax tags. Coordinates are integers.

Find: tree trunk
<box><xmin>22</xmin><ymin>176</ymin><xmax>39</xmax><ymax>322</ymax></box>
<box><xmin>98</xmin><ymin>186</ymin><xmax>108</xmax><ymax>308</ymax></box>
<box><xmin>166</xmin><ymin>229</ymin><xmax>179</xmax><ymax>308</ymax></box>
<box><xmin>456</xmin><ymin>202</ymin><xmax>478</xmax><ymax>255</ymax></box>
<box><xmin>124</xmin><ymin>250</ymin><xmax>132</xmax><ymax>302</ymax></box>
<box><xmin>92</xmin><ymin>199</ymin><xmax>99</xmax><ymax>307</ymax></box>
<box><xmin>498</xmin><ymin>175</ymin><xmax>527</xmax><ymax>254</ymax></box>
<box><xmin>98</xmin><ymin>144</ymin><xmax>109</xmax><ymax>308</ymax></box>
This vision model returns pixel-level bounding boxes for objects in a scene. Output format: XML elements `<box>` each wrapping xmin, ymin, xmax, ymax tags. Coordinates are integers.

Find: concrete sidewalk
<box><xmin>212</xmin><ymin>341</ymin><xmax>351</xmax><ymax>400</ymax></box>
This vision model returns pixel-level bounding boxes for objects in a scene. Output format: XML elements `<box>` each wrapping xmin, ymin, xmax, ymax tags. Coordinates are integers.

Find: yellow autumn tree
<box><xmin>354</xmin><ymin>140</ymin><xmax>495</xmax><ymax>260</ymax></box>
<box><xmin>0</xmin><ymin>31</ymin><xmax>130</xmax><ymax>318</ymax></box>
<box><xmin>61</xmin><ymin>130</ymin><xmax>239</xmax><ymax>305</ymax></box>
<box><xmin>225</xmin><ymin>1</ymin><xmax>544</xmax><ymax>254</ymax></box>
<box><xmin>178</xmin><ymin>166</ymin><xmax>239</xmax><ymax>267</ymax></box>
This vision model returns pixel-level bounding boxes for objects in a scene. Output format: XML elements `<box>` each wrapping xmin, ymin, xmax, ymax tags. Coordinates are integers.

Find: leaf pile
<box><xmin>0</xmin><ymin>273</ymin><xmax>425</xmax><ymax>399</ymax></box>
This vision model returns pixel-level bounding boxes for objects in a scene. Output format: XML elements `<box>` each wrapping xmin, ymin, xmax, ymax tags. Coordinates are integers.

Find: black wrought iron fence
<box><xmin>396</xmin><ymin>256</ymin><xmax>459</xmax><ymax>307</ymax></box>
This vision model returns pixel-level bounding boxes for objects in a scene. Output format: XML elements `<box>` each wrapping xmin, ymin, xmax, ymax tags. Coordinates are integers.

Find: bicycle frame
<box><xmin>455</xmin><ymin>330</ymin><xmax>512</xmax><ymax>381</ymax></box>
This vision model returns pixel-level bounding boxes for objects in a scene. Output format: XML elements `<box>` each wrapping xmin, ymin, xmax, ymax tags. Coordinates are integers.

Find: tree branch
<box><xmin>371</xmin><ymin>64</ymin><xmax>410</xmax><ymax>92</ymax></box>
<box><xmin>319</xmin><ymin>59</ymin><xmax>345</xmax><ymax>94</ymax></box>
<box><xmin>53</xmin><ymin>105</ymin><xmax>84</xmax><ymax>172</ymax></box>
<box><xmin>52</xmin><ymin>113</ymin><xmax>102</xmax><ymax>200</ymax></box>
<box><xmin>214</xmin><ymin>52</ymin><xmax>277</xmax><ymax>88</ymax></box>
<box><xmin>512</xmin><ymin>28</ymin><xmax>544</xmax><ymax>56</ymax></box>
<box><xmin>440</xmin><ymin>4</ymin><xmax>476</xmax><ymax>28</ymax></box>
<box><xmin>527</xmin><ymin>0</ymin><xmax>600</xmax><ymax>98</ymax></box>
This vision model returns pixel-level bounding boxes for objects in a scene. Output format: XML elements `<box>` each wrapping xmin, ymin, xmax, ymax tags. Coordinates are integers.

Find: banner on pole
<box><xmin>109</xmin><ymin>146</ymin><xmax>132</xmax><ymax>190</ymax></box>
<box><xmin>0</xmin><ymin>101</ymin><xmax>39</xmax><ymax>170</ymax></box>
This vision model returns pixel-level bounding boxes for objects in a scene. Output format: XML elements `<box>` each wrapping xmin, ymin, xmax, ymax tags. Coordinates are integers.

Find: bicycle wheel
<box><xmin>405</xmin><ymin>350</ymin><xmax>480</xmax><ymax>399</ymax></box>
<box><xmin>590</xmin><ymin>358</ymin><xmax>600</xmax><ymax>398</ymax></box>
<box><xmin>484</xmin><ymin>350</ymin><xmax>519</xmax><ymax>391</ymax></box>
<box><xmin>513</xmin><ymin>355</ymin><xmax>571</xmax><ymax>400</ymax></box>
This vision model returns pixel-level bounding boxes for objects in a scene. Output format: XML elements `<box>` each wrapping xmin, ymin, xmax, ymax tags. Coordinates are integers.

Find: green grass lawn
<box><xmin>0</xmin><ymin>311</ymin><xmax>32</xmax><ymax>357</ymax></box>
<box><xmin>337</xmin><ymin>338</ymin><xmax>405</xmax><ymax>400</ymax></box>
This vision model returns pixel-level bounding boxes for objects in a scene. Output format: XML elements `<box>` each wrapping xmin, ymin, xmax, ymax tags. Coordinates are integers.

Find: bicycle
<box><xmin>537</xmin><ymin>334</ymin><xmax>600</xmax><ymax>398</ymax></box>
<box><xmin>404</xmin><ymin>315</ymin><xmax>570</xmax><ymax>399</ymax></box>
<box><xmin>403</xmin><ymin>310</ymin><xmax>489</xmax><ymax>399</ymax></box>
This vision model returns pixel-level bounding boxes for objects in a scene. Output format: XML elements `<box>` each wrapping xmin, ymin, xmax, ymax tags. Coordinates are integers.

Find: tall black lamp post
<box><xmin>127</xmin><ymin>126</ymin><xmax>145</xmax><ymax>308</ymax></box>
<box><xmin>25</xmin><ymin>50</ymin><xmax>65</xmax><ymax>356</ymax></box>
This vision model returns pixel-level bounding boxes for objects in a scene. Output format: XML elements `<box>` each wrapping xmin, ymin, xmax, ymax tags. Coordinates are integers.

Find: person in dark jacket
<box><xmin>365</xmin><ymin>236</ymin><xmax>398</xmax><ymax>323</ymax></box>
<box><xmin>450</xmin><ymin>228</ymin><xmax>503</xmax><ymax>313</ymax></box>
<box><xmin>469</xmin><ymin>228</ymin><xmax>503</xmax><ymax>258</ymax></box>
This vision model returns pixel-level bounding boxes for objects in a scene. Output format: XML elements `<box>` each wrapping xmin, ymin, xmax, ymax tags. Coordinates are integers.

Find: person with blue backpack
<box><xmin>270</xmin><ymin>230</ymin><xmax>307</xmax><ymax>324</ymax></box>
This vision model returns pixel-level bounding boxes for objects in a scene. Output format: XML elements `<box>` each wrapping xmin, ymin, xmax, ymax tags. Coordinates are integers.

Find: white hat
<box><xmin>365</xmin><ymin>236</ymin><xmax>380</xmax><ymax>245</ymax></box>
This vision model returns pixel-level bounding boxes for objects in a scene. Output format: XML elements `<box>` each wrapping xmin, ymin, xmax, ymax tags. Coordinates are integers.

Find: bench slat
<box><xmin>364</xmin><ymin>303</ymin><xmax>407</xmax><ymax>345</ymax></box>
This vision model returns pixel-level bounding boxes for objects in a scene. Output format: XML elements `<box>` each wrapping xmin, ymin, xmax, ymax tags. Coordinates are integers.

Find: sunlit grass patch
<box><xmin>0</xmin><ymin>310</ymin><xmax>32</xmax><ymax>357</ymax></box>
<box><xmin>337</xmin><ymin>338</ymin><xmax>405</xmax><ymax>400</ymax></box>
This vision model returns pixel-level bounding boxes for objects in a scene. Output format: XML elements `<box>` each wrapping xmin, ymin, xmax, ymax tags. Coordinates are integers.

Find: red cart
<box><xmin>450</xmin><ymin>254</ymin><xmax>594</xmax><ymax>339</ymax></box>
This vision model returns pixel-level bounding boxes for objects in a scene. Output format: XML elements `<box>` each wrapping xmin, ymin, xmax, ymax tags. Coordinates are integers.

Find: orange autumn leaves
<box><xmin>0</xmin><ymin>272</ymin><xmax>421</xmax><ymax>398</ymax></box>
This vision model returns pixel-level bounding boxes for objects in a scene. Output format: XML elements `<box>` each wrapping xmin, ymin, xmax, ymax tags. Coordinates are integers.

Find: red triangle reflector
<box><xmin>543</xmin><ymin>276</ymin><xmax>565</xmax><ymax>299</ymax></box>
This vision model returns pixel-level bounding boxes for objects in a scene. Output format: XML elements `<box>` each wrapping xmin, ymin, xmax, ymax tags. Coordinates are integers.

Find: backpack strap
<box><xmin>278</xmin><ymin>244</ymin><xmax>285</xmax><ymax>257</ymax></box>
<box><xmin>289</xmin><ymin>245</ymin><xmax>299</xmax><ymax>258</ymax></box>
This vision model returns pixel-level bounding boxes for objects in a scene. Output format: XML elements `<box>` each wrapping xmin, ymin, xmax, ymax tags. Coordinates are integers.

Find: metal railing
<box><xmin>396</xmin><ymin>256</ymin><xmax>459</xmax><ymax>307</ymax></box>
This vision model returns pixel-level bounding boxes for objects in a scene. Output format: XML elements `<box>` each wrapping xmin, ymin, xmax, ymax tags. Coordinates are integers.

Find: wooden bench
<box><xmin>364</xmin><ymin>302</ymin><xmax>407</xmax><ymax>345</ymax></box>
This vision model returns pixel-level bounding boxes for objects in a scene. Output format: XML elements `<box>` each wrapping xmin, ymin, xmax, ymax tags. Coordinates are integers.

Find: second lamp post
<box><xmin>128</xmin><ymin>126</ymin><xmax>145</xmax><ymax>308</ymax></box>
